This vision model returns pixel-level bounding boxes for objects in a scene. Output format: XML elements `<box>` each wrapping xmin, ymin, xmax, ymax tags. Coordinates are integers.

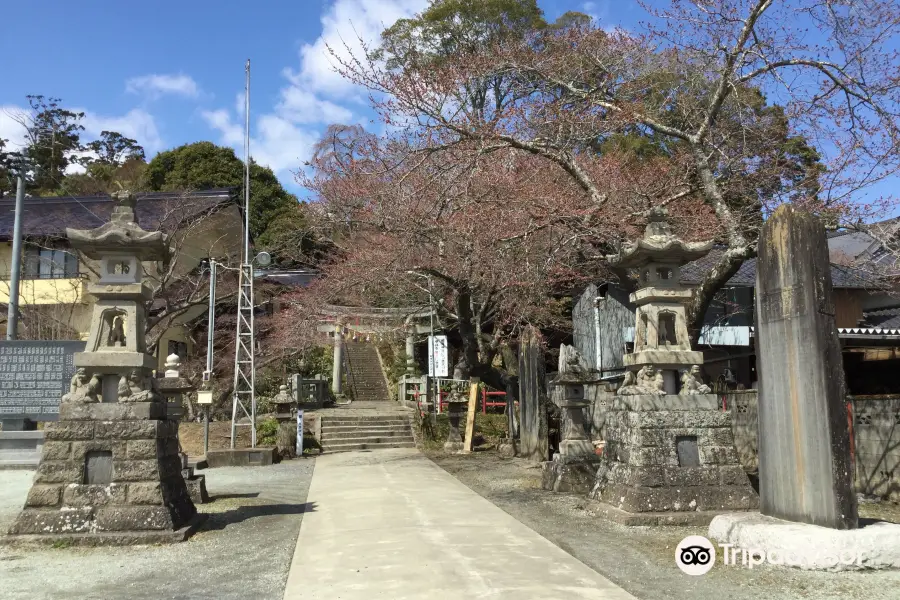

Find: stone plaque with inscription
<box><xmin>0</xmin><ymin>341</ymin><xmax>85</xmax><ymax>421</ymax></box>
<box><xmin>755</xmin><ymin>205</ymin><xmax>857</xmax><ymax>530</ymax></box>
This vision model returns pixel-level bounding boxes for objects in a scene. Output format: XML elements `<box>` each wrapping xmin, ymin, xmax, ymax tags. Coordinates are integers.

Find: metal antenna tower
<box><xmin>230</xmin><ymin>59</ymin><xmax>257</xmax><ymax>448</ymax></box>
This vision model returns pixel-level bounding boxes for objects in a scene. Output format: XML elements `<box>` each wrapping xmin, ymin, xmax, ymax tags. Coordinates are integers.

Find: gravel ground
<box><xmin>429</xmin><ymin>451</ymin><xmax>900</xmax><ymax>600</ymax></box>
<box><xmin>0</xmin><ymin>459</ymin><xmax>315</xmax><ymax>600</ymax></box>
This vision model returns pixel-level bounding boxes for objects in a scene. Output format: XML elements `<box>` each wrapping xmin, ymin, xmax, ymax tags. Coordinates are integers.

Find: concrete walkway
<box><xmin>283</xmin><ymin>449</ymin><xmax>636</xmax><ymax>599</ymax></box>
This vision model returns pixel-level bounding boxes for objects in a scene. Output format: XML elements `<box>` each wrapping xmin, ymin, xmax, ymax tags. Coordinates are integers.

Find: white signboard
<box><xmin>196</xmin><ymin>390</ymin><xmax>213</xmax><ymax>405</ymax></box>
<box><xmin>428</xmin><ymin>335</ymin><xmax>449</xmax><ymax>377</ymax></box>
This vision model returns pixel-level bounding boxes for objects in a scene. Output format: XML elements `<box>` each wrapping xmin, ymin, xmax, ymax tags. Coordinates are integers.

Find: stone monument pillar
<box><xmin>6</xmin><ymin>191</ymin><xmax>202</xmax><ymax>544</ymax></box>
<box><xmin>755</xmin><ymin>205</ymin><xmax>857</xmax><ymax>529</ymax></box>
<box><xmin>332</xmin><ymin>322</ymin><xmax>344</xmax><ymax>396</ymax></box>
<box><xmin>405</xmin><ymin>322</ymin><xmax>416</xmax><ymax>374</ymax></box>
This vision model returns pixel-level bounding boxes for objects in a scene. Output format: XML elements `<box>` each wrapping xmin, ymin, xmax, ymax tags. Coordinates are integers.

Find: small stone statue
<box><xmin>275</xmin><ymin>384</ymin><xmax>292</xmax><ymax>403</ymax></box>
<box><xmin>62</xmin><ymin>368</ymin><xmax>99</xmax><ymax>403</ymax></box>
<box><xmin>679</xmin><ymin>365</ymin><xmax>712</xmax><ymax>395</ymax></box>
<box><xmin>617</xmin><ymin>365</ymin><xmax>666</xmax><ymax>396</ymax></box>
<box><xmin>118</xmin><ymin>369</ymin><xmax>156</xmax><ymax>402</ymax></box>
<box><xmin>108</xmin><ymin>315</ymin><xmax>126</xmax><ymax>347</ymax></box>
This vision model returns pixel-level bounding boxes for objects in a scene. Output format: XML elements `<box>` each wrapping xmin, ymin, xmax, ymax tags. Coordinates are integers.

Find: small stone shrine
<box><xmin>591</xmin><ymin>208</ymin><xmax>757</xmax><ymax>524</ymax></box>
<box><xmin>7</xmin><ymin>191</ymin><xmax>202</xmax><ymax>544</ymax></box>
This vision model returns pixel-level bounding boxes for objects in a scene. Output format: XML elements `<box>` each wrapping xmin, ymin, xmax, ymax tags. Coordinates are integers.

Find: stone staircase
<box><xmin>345</xmin><ymin>342</ymin><xmax>391</xmax><ymax>403</ymax></box>
<box><xmin>319</xmin><ymin>413</ymin><xmax>415</xmax><ymax>453</ymax></box>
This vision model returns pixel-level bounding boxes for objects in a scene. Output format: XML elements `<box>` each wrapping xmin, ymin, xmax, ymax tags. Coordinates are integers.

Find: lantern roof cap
<box><xmin>608</xmin><ymin>207</ymin><xmax>712</xmax><ymax>268</ymax></box>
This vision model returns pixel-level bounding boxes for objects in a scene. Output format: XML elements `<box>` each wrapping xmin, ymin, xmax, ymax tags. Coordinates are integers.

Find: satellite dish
<box><xmin>255</xmin><ymin>251</ymin><xmax>272</xmax><ymax>267</ymax></box>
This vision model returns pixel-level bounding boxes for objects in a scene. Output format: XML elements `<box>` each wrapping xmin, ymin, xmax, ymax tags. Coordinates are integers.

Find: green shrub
<box><xmin>257</xmin><ymin>417</ymin><xmax>279</xmax><ymax>446</ymax></box>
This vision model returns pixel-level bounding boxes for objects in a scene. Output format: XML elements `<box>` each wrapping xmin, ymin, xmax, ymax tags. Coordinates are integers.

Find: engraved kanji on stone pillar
<box><xmin>756</xmin><ymin>204</ymin><xmax>857</xmax><ymax>530</ymax></box>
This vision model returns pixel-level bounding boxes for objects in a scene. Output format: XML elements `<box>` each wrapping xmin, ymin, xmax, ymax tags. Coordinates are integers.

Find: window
<box><xmin>658</xmin><ymin>312</ymin><xmax>678</xmax><ymax>346</ymax></box>
<box><xmin>167</xmin><ymin>340</ymin><xmax>188</xmax><ymax>361</ymax></box>
<box><xmin>24</xmin><ymin>248</ymin><xmax>79</xmax><ymax>279</ymax></box>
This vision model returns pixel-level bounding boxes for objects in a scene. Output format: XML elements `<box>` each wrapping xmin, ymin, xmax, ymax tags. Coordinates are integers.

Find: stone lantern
<box><xmin>589</xmin><ymin>208</ymin><xmax>757</xmax><ymax>523</ymax></box>
<box><xmin>609</xmin><ymin>207</ymin><xmax>713</xmax><ymax>395</ymax></box>
<box><xmin>7</xmin><ymin>191</ymin><xmax>202</xmax><ymax>544</ymax></box>
<box><xmin>444</xmin><ymin>392</ymin><xmax>468</xmax><ymax>453</ymax></box>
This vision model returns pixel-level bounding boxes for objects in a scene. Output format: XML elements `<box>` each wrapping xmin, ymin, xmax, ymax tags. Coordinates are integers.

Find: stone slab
<box><xmin>184</xmin><ymin>475</ymin><xmax>209</xmax><ymax>505</ymax></box>
<box><xmin>542</xmin><ymin>455</ymin><xmax>600</xmax><ymax>494</ymax></box>
<box><xmin>205</xmin><ymin>447</ymin><xmax>276</xmax><ymax>468</ymax></box>
<box><xmin>709</xmin><ymin>512</ymin><xmax>900</xmax><ymax>571</ymax></box>
<box><xmin>59</xmin><ymin>402</ymin><xmax>166</xmax><ymax>421</ymax></box>
<box><xmin>74</xmin><ymin>352</ymin><xmax>157</xmax><ymax>370</ymax></box>
<box><xmin>612</xmin><ymin>394</ymin><xmax>720</xmax><ymax>412</ymax></box>
<box><xmin>2</xmin><ymin>513</ymin><xmax>208</xmax><ymax>547</ymax></box>
<box><xmin>624</xmin><ymin>350</ymin><xmax>704</xmax><ymax>368</ymax></box>
<box><xmin>592</xmin><ymin>501</ymin><xmax>747</xmax><ymax>527</ymax></box>
<box><xmin>0</xmin><ymin>430</ymin><xmax>44</xmax><ymax>469</ymax></box>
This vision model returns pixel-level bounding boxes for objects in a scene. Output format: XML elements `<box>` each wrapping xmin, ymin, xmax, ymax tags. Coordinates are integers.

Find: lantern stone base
<box><xmin>443</xmin><ymin>441</ymin><xmax>465</xmax><ymax>453</ymax></box>
<box><xmin>6</xmin><ymin>400</ymin><xmax>200</xmax><ymax>545</ymax></box>
<box><xmin>590</xmin><ymin>394</ymin><xmax>758</xmax><ymax>517</ymax></box>
<box><xmin>4</xmin><ymin>513</ymin><xmax>208</xmax><ymax>547</ymax></box>
<box><xmin>542</xmin><ymin>453</ymin><xmax>601</xmax><ymax>495</ymax></box>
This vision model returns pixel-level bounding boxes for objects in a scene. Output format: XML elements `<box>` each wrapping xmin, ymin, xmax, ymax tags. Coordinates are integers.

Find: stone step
<box><xmin>322</xmin><ymin>440</ymin><xmax>417</xmax><ymax>453</ymax></box>
<box><xmin>322</xmin><ymin>434</ymin><xmax>415</xmax><ymax>445</ymax></box>
<box><xmin>322</xmin><ymin>424</ymin><xmax>411</xmax><ymax>433</ymax></box>
<box><xmin>322</xmin><ymin>430</ymin><xmax>413</xmax><ymax>441</ymax></box>
<box><xmin>322</xmin><ymin>417</ymin><xmax>409</xmax><ymax>429</ymax></box>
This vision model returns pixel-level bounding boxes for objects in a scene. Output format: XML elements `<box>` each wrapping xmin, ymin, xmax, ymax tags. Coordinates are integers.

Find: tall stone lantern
<box><xmin>590</xmin><ymin>207</ymin><xmax>757</xmax><ymax>523</ymax></box>
<box><xmin>610</xmin><ymin>208</ymin><xmax>713</xmax><ymax>395</ymax></box>
<box><xmin>7</xmin><ymin>191</ymin><xmax>201</xmax><ymax>545</ymax></box>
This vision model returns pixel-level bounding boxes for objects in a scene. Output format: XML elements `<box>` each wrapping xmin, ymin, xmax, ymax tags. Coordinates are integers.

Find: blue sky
<box><xmin>0</xmin><ymin>0</ymin><xmax>895</xmax><ymax>211</ymax></box>
<box><xmin>1</xmin><ymin>0</ymin><xmax>631</xmax><ymax>194</ymax></box>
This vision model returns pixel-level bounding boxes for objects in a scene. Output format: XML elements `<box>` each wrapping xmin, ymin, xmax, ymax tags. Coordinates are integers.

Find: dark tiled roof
<box><xmin>864</xmin><ymin>307</ymin><xmax>900</xmax><ymax>329</ymax></box>
<box><xmin>680</xmin><ymin>249</ymin><xmax>756</xmax><ymax>287</ymax></box>
<box><xmin>0</xmin><ymin>189</ymin><xmax>236</xmax><ymax>239</ymax></box>
<box><xmin>681</xmin><ymin>247</ymin><xmax>885</xmax><ymax>289</ymax></box>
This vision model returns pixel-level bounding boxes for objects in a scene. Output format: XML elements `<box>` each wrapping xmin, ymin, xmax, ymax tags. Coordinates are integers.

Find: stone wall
<box><xmin>852</xmin><ymin>396</ymin><xmax>900</xmax><ymax>501</ymax></box>
<box><xmin>724</xmin><ymin>391</ymin><xmax>900</xmax><ymax>501</ymax></box>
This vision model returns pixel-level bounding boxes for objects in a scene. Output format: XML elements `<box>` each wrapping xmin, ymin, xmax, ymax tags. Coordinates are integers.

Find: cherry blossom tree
<box><xmin>331</xmin><ymin>0</ymin><xmax>900</xmax><ymax>338</ymax></box>
<box><xmin>278</xmin><ymin>123</ymin><xmax>708</xmax><ymax>387</ymax></box>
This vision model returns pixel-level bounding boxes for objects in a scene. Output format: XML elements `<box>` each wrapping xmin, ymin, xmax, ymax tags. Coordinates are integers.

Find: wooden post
<box><xmin>463</xmin><ymin>377</ymin><xmax>480</xmax><ymax>453</ymax></box>
<box><xmin>518</xmin><ymin>326</ymin><xmax>548</xmax><ymax>462</ymax></box>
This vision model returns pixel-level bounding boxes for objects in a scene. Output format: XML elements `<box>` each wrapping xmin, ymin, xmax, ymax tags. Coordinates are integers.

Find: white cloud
<box><xmin>81</xmin><ymin>108</ymin><xmax>164</xmax><ymax>153</ymax></box>
<box><xmin>0</xmin><ymin>105</ymin><xmax>29</xmax><ymax>151</ymax></box>
<box><xmin>202</xmin><ymin>0</ymin><xmax>426</xmax><ymax>181</ymax></box>
<box><xmin>1</xmin><ymin>104</ymin><xmax>161</xmax><ymax>180</ymax></box>
<box><xmin>126</xmin><ymin>73</ymin><xmax>200</xmax><ymax>99</ymax></box>
<box><xmin>287</xmin><ymin>0</ymin><xmax>427</xmax><ymax>97</ymax></box>
<box><xmin>202</xmin><ymin>109</ymin><xmax>317</xmax><ymax>177</ymax></box>
<box><xmin>276</xmin><ymin>87</ymin><xmax>354</xmax><ymax>124</ymax></box>
<box><xmin>201</xmin><ymin>109</ymin><xmax>244</xmax><ymax>147</ymax></box>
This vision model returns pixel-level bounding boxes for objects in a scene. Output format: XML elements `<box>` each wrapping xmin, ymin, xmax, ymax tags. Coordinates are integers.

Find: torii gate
<box><xmin>316</xmin><ymin>305</ymin><xmax>432</xmax><ymax>396</ymax></box>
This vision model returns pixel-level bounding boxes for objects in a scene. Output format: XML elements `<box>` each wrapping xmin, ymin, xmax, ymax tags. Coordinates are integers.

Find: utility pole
<box><xmin>203</xmin><ymin>258</ymin><xmax>217</xmax><ymax>456</ymax></box>
<box><xmin>230</xmin><ymin>60</ymin><xmax>258</xmax><ymax>449</ymax></box>
<box><xmin>6</xmin><ymin>163</ymin><xmax>26</xmax><ymax>340</ymax></box>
